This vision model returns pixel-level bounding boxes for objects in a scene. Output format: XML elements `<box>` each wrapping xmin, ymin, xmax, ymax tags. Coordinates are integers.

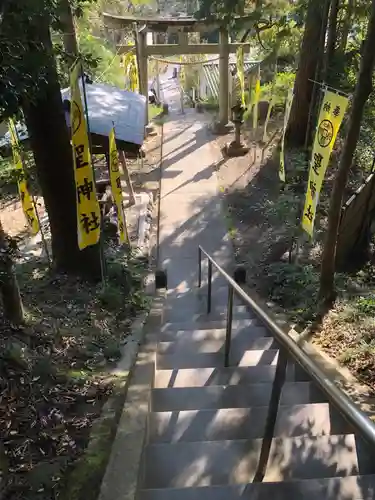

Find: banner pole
<box><xmin>109</xmin><ymin>123</ymin><xmax>129</xmax><ymax>247</ymax></box>
<box><xmin>31</xmin><ymin>195</ymin><xmax>51</xmax><ymax>266</ymax></box>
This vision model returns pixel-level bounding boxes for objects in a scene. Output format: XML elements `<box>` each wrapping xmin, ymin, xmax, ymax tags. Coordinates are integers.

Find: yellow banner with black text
<box><xmin>8</xmin><ymin>119</ymin><xmax>39</xmax><ymax>235</ymax></box>
<box><xmin>70</xmin><ymin>61</ymin><xmax>101</xmax><ymax>250</ymax></box>
<box><xmin>302</xmin><ymin>90</ymin><xmax>349</xmax><ymax>237</ymax></box>
<box><xmin>109</xmin><ymin>128</ymin><xmax>128</xmax><ymax>244</ymax></box>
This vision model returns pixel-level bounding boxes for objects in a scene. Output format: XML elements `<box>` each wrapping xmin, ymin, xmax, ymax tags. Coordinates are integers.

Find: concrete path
<box><xmin>159</xmin><ymin>109</ymin><xmax>231</xmax><ymax>295</ymax></box>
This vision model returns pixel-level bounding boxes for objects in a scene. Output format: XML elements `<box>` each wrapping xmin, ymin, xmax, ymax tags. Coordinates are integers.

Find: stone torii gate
<box><xmin>103</xmin><ymin>13</ymin><xmax>250</xmax><ymax>129</ymax></box>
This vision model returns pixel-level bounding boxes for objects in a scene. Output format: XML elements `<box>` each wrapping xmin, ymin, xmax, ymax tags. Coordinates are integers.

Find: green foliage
<box><xmin>353</xmin><ymin>93</ymin><xmax>375</xmax><ymax>174</ymax></box>
<box><xmin>260</xmin><ymin>150</ymin><xmax>307</xmax><ymax>232</ymax></box>
<box><xmin>339</xmin><ymin>338</ymin><xmax>375</xmax><ymax>364</ymax></box>
<box><xmin>354</xmin><ymin>296</ymin><xmax>375</xmax><ymax>316</ymax></box>
<box><xmin>205</xmin><ymin>96</ymin><xmax>219</xmax><ymax>106</ymax></box>
<box><xmin>264</xmin><ymin>262</ymin><xmax>320</xmax><ymax>322</ymax></box>
<box><xmin>179</xmin><ymin>54</ymin><xmax>206</xmax><ymax>94</ymax></box>
<box><xmin>97</xmin><ymin>283</ymin><xmax>124</xmax><ymax>311</ymax></box>
<box><xmin>149</xmin><ymin>103</ymin><xmax>163</xmax><ymax>120</ymax></box>
<box><xmin>79</xmin><ymin>30</ymin><xmax>124</xmax><ymax>87</ymax></box>
<box><xmin>0</xmin><ymin>0</ymin><xmax>133</xmax><ymax>120</ymax></box>
<box><xmin>0</xmin><ymin>149</ymin><xmax>38</xmax><ymax>200</ymax></box>
<box><xmin>0</xmin><ymin>0</ymin><xmax>52</xmax><ymax>119</ymax></box>
<box><xmin>196</xmin><ymin>0</ymin><xmax>294</xmax><ymax>28</ymax></box>
<box><xmin>261</xmin><ymin>72</ymin><xmax>295</xmax><ymax>105</ymax></box>
<box><xmin>0</xmin><ymin>157</ymin><xmax>17</xmax><ymax>188</ymax></box>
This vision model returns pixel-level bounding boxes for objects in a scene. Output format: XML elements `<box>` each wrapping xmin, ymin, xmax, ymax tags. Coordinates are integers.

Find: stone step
<box><xmin>161</xmin><ymin>319</ymin><xmax>261</xmax><ymax>332</ymax></box>
<box><xmin>157</xmin><ymin>337</ymin><xmax>278</xmax><ymax>355</ymax></box>
<box><xmin>138</xmin><ymin>475</ymin><xmax>375</xmax><ymax>500</ymax></box>
<box><xmin>154</xmin><ymin>365</ymin><xmax>295</xmax><ymax>389</ymax></box>
<box><xmin>151</xmin><ymin>381</ymin><xmax>326</xmax><ymax>412</ymax></box>
<box><xmin>164</xmin><ymin>288</ymin><xmax>245</xmax><ymax>305</ymax></box>
<box><xmin>148</xmin><ymin>403</ymin><xmax>352</xmax><ymax>444</ymax></box>
<box><xmin>163</xmin><ymin>295</ymin><xmax>245</xmax><ymax>312</ymax></box>
<box><xmin>162</xmin><ymin>305</ymin><xmax>253</xmax><ymax>323</ymax></box>
<box><xmin>142</xmin><ymin>434</ymin><xmax>371</xmax><ymax>489</ymax></box>
<box><xmin>156</xmin><ymin>348</ymin><xmax>279</xmax><ymax>370</ymax></box>
<box><xmin>158</xmin><ymin>326</ymin><xmax>268</xmax><ymax>343</ymax></box>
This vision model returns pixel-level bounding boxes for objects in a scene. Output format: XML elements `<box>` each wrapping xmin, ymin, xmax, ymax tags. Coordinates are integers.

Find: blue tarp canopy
<box><xmin>0</xmin><ymin>83</ymin><xmax>147</xmax><ymax>150</ymax></box>
<box><xmin>61</xmin><ymin>82</ymin><xmax>147</xmax><ymax>146</ymax></box>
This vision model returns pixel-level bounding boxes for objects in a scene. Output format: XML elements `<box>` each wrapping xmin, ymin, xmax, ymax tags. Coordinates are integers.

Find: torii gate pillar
<box><xmin>219</xmin><ymin>27</ymin><xmax>230</xmax><ymax>128</ymax></box>
<box><xmin>137</xmin><ymin>28</ymin><xmax>149</xmax><ymax>126</ymax></box>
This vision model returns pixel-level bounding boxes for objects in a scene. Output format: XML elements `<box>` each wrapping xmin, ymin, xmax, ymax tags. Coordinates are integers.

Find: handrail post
<box><xmin>253</xmin><ymin>349</ymin><xmax>288</xmax><ymax>483</ymax></box>
<box><xmin>224</xmin><ymin>285</ymin><xmax>234</xmax><ymax>367</ymax></box>
<box><xmin>207</xmin><ymin>259</ymin><xmax>212</xmax><ymax>314</ymax></box>
<box><xmin>198</xmin><ymin>247</ymin><xmax>202</xmax><ymax>288</ymax></box>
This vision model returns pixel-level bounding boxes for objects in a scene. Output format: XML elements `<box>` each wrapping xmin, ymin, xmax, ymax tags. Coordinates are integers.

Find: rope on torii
<box><xmin>148</xmin><ymin>55</ymin><xmax>220</xmax><ymax>66</ymax></box>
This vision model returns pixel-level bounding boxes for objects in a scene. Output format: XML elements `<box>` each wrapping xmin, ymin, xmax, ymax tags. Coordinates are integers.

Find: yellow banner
<box><xmin>252</xmin><ymin>77</ymin><xmax>261</xmax><ymax>129</ymax></box>
<box><xmin>8</xmin><ymin>119</ymin><xmax>39</xmax><ymax>235</ymax></box>
<box><xmin>236</xmin><ymin>46</ymin><xmax>245</xmax><ymax>106</ymax></box>
<box><xmin>70</xmin><ymin>61</ymin><xmax>101</xmax><ymax>250</ymax></box>
<box><xmin>124</xmin><ymin>52</ymin><xmax>138</xmax><ymax>92</ymax></box>
<box><xmin>279</xmin><ymin>90</ymin><xmax>294</xmax><ymax>182</ymax></box>
<box><xmin>263</xmin><ymin>96</ymin><xmax>275</xmax><ymax>143</ymax></box>
<box><xmin>109</xmin><ymin>128</ymin><xmax>128</xmax><ymax>244</ymax></box>
<box><xmin>302</xmin><ymin>90</ymin><xmax>349</xmax><ymax>236</ymax></box>
<box><xmin>130</xmin><ymin>61</ymin><xmax>139</xmax><ymax>92</ymax></box>
<box><xmin>247</xmin><ymin>74</ymin><xmax>254</xmax><ymax>109</ymax></box>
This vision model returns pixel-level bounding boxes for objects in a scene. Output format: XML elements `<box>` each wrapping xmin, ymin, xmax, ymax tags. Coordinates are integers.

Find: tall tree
<box><xmin>0</xmin><ymin>219</ymin><xmax>24</xmax><ymax>325</ymax></box>
<box><xmin>339</xmin><ymin>0</ymin><xmax>354</xmax><ymax>53</ymax></box>
<box><xmin>322</xmin><ymin>0</ymin><xmax>340</xmax><ymax>82</ymax></box>
<box><xmin>59</xmin><ymin>0</ymin><xmax>79</xmax><ymax>58</ymax></box>
<box><xmin>1</xmin><ymin>1</ymin><xmax>101</xmax><ymax>279</ymax></box>
<box><xmin>287</xmin><ymin>0</ymin><xmax>330</xmax><ymax>146</ymax></box>
<box><xmin>319</xmin><ymin>0</ymin><xmax>375</xmax><ymax>306</ymax></box>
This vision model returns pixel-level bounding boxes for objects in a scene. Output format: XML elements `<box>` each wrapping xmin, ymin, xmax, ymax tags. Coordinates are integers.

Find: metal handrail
<box><xmin>198</xmin><ymin>245</ymin><xmax>375</xmax><ymax>477</ymax></box>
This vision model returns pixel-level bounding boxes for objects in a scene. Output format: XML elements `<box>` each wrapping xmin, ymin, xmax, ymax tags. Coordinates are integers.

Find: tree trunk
<box><xmin>319</xmin><ymin>0</ymin><xmax>375</xmax><ymax>305</ymax></box>
<box><xmin>23</xmin><ymin>16</ymin><xmax>101</xmax><ymax>280</ymax></box>
<box><xmin>323</xmin><ymin>0</ymin><xmax>340</xmax><ymax>82</ymax></box>
<box><xmin>303</xmin><ymin>0</ymin><xmax>331</xmax><ymax>147</ymax></box>
<box><xmin>287</xmin><ymin>0</ymin><xmax>330</xmax><ymax>146</ymax></box>
<box><xmin>59</xmin><ymin>0</ymin><xmax>78</xmax><ymax>58</ymax></box>
<box><xmin>0</xmin><ymin>220</ymin><xmax>24</xmax><ymax>325</ymax></box>
<box><xmin>340</xmin><ymin>0</ymin><xmax>354</xmax><ymax>53</ymax></box>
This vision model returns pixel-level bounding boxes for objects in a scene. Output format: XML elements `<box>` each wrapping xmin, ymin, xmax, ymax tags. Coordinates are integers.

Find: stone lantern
<box><xmin>225</xmin><ymin>102</ymin><xmax>249</xmax><ymax>157</ymax></box>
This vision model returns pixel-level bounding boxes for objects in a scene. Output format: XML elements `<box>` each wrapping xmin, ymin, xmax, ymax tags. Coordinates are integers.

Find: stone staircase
<box><xmin>135</xmin><ymin>278</ymin><xmax>375</xmax><ymax>499</ymax></box>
